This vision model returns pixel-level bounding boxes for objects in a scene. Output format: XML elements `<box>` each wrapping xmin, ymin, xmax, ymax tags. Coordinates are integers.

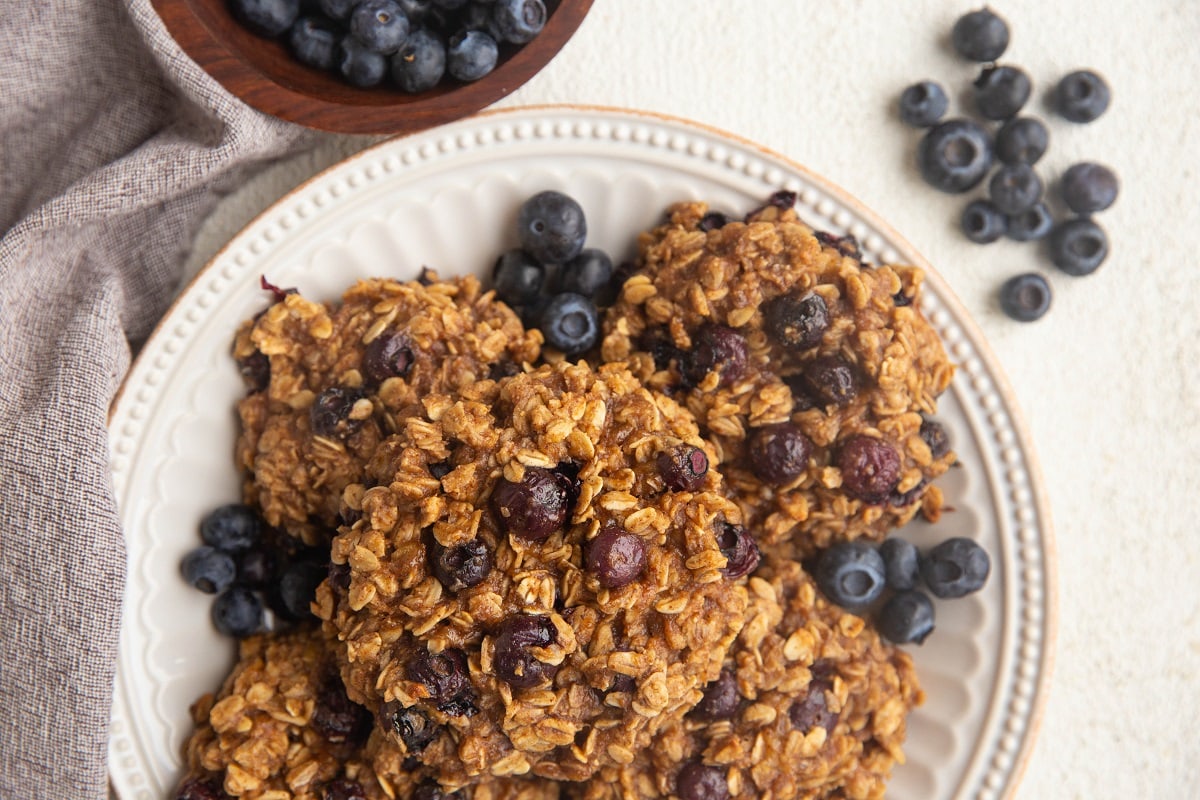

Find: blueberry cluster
<box><xmin>228</xmin><ymin>0</ymin><xmax>549</xmax><ymax>91</ymax></box>
<box><xmin>898</xmin><ymin>7</ymin><xmax>1119</xmax><ymax>322</ymax></box>
<box><xmin>180</xmin><ymin>503</ymin><xmax>330</xmax><ymax>637</ymax></box>
<box><xmin>813</xmin><ymin>532</ymin><xmax>990</xmax><ymax>645</ymax></box>
<box><xmin>492</xmin><ymin>190</ymin><xmax>620</xmax><ymax>355</ymax></box>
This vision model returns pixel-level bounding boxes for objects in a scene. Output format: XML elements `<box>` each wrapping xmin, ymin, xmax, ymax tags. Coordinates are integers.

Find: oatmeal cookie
<box><xmin>179</xmin><ymin>627</ymin><xmax>560</xmax><ymax>800</ymax></box>
<box><xmin>233</xmin><ymin>275</ymin><xmax>542</xmax><ymax>546</ymax></box>
<box><xmin>600</xmin><ymin>199</ymin><xmax>956</xmax><ymax>558</ymax></box>
<box><xmin>316</xmin><ymin>360</ymin><xmax>751</xmax><ymax>786</ymax></box>
<box><xmin>569</xmin><ymin>557</ymin><xmax>921</xmax><ymax>800</ymax></box>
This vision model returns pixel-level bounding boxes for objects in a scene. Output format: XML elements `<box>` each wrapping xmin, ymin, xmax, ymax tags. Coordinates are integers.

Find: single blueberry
<box><xmin>747</xmin><ymin>423</ymin><xmax>813</xmax><ymax>485</ymax></box>
<box><xmin>951</xmin><ymin>7</ymin><xmax>1009</xmax><ymax>62</ymax></box>
<box><xmin>235</xmin><ymin>547</ymin><xmax>277</xmax><ymax>590</ymax></box>
<box><xmin>1005</xmin><ymin>202</ymin><xmax>1053</xmax><ymax>242</ymax></box>
<box><xmin>211</xmin><ymin>588</ymin><xmax>264</xmax><ymax>638</ymax></box>
<box><xmin>716</xmin><ymin>522</ymin><xmax>760</xmax><ymax>579</ymax></box>
<box><xmin>428</xmin><ymin>537</ymin><xmax>492</xmax><ymax>592</ymax></box>
<box><xmin>310</xmin><ymin>385</ymin><xmax>368</xmax><ymax>438</ymax></box>
<box><xmin>586</xmin><ymin>527</ymin><xmax>648</xmax><ymax>589</ymax></box>
<box><xmin>517</xmin><ymin>190</ymin><xmax>588</xmax><ymax>265</ymax></box>
<box><xmin>238</xmin><ymin>349</ymin><xmax>270</xmax><ymax>392</ymax></box>
<box><xmin>311</xmin><ymin>672</ymin><xmax>372</xmax><ymax>745</ymax></box>
<box><xmin>1049</xmin><ymin>218</ymin><xmax>1108</xmax><ymax>276</ymax></box>
<box><xmin>318</xmin><ymin>0</ymin><xmax>359</xmax><ymax>20</ymax></box>
<box><xmin>675</xmin><ymin>761</ymin><xmax>729</xmax><ymax>800</ymax></box>
<box><xmin>898</xmin><ymin>80</ymin><xmax>949</xmax><ymax>128</ymax></box>
<box><xmin>200</xmin><ymin>503</ymin><xmax>262</xmax><ymax>553</ymax></box>
<box><xmin>231</xmin><ymin>0</ymin><xmax>301</xmax><ymax>37</ymax></box>
<box><xmin>324</xmin><ymin>779</ymin><xmax>368</xmax><ymax>800</ymax></box>
<box><xmin>364</xmin><ymin>330</ymin><xmax>414</xmax><ymax>384</ymax></box>
<box><xmin>802</xmin><ymin>354</ymin><xmax>859</xmax><ymax>407</ymax></box>
<box><xmin>693</xmin><ymin>668</ymin><xmax>739</xmax><ymax>720</ymax></box>
<box><xmin>491</xmin><ymin>466</ymin><xmax>569</xmax><ymax>541</ymax></box>
<box><xmin>408</xmin><ymin>648</ymin><xmax>476</xmax><ymax>716</ymax></box>
<box><xmin>837</xmin><ymin>435</ymin><xmax>902</xmax><ymax>504</ymax></box>
<box><xmin>684</xmin><ymin>324</ymin><xmax>749</xmax><ymax>387</ymax></box>
<box><xmin>763</xmin><ymin>291</ymin><xmax>829</xmax><ymax>350</ymax></box>
<box><xmin>492</xmin><ymin>249</ymin><xmax>545</xmax><ymax>307</ymax></box>
<box><xmin>492</xmin><ymin>614</ymin><xmax>558</xmax><ymax>689</ymax></box>
<box><xmin>961</xmin><ymin>199</ymin><xmax>1007</xmax><ymax>244</ymax></box>
<box><xmin>1055</xmin><ymin>70</ymin><xmax>1110</xmax><ymax>123</ymax></box>
<box><xmin>974</xmin><ymin>65</ymin><xmax>1031</xmax><ymax>120</ymax></box>
<box><xmin>878</xmin><ymin>537</ymin><xmax>921</xmax><ymax>591</ymax></box>
<box><xmin>270</xmin><ymin>559</ymin><xmax>327</xmax><ymax>621</ymax></box>
<box><xmin>921</xmin><ymin>537</ymin><xmax>991</xmax><ymax>598</ymax></box>
<box><xmin>289</xmin><ymin>16</ymin><xmax>340</xmax><ymax>70</ymax></box>
<box><xmin>657</xmin><ymin>444</ymin><xmax>709</xmax><ymax>492</ymax></box>
<box><xmin>788</xmin><ymin>674</ymin><xmax>838</xmax><ymax>733</ymax></box>
<box><xmin>919</xmin><ymin>417</ymin><xmax>952</xmax><ymax>460</ymax></box>
<box><xmin>175</xmin><ymin>777</ymin><xmax>225</xmax><ymax>800</ymax></box>
<box><xmin>998</xmin><ymin>272</ymin><xmax>1052</xmax><ymax>322</ymax></box>
<box><xmin>381</xmin><ymin>702</ymin><xmax>439</xmax><ymax>753</ymax></box>
<box><xmin>877</xmin><ymin>590</ymin><xmax>936</xmax><ymax>645</ymax></box>
<box><xmin>411</xmin><ymin>784</ymin><xmax>463</xmax><ymax>800</ymax></box>
<box><xmin>917</xmin><ymin>119</ymin><xmax>994</xmax><ymax>193</ymax></box>
<box><xmin>351</xmin><ymin>0</ymin><xmax>411</xmax><ymax>54</ymax></box>
<box><xmin>181</xmin><ymin>546</ymin><xmax>237</xmax><ymax>594</ymax></box>
<box><xmin>446</xmin><ymin>29</ymin><xmax>499</xmax><ymax>81</ymax></box>
<box><xmin>338</xmin><ymin>35</ymin><xmax>389</xmax><ymax>87</ymax></box>
<box><xmin>1059</xmin><ymin>162</ymin><xmax>1119</xmax><ymax>214</ymax></box>
<box><xmin>391</xmin><ymin>27</ymin><xmax>446</xmax><ymax>92</ymax></box>
<box><xmin>814</xmin><ymin>541</ymin><xmax>886</xmax><ymax>610</ymax></box>
<box><xmin>491</xmin><ymin>0</ymin><xmax>546</xmax><ymax>44</ymax></box>
<box><xmin>995</xmin><ymin>117</ymin><xmax>1049</xmax><ymax>165</ymax></box>
<box><xmin>555</xmin><ymin>248</ymin><xmax>614</xmax><ymax>298</ymax></box>
<box><xmin>988</xmin><ymin>163</ymin><xmax>1043</xmax><ymax>215</ymax></box>
<box><xmin>539</xmin><ymin>292</ymin><xmax>600</xmax><ymax>355</ymax></box>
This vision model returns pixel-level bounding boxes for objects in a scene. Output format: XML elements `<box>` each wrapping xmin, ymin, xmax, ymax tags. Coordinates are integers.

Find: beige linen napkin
<box><xmin>0</xmin><ymin>2</ymin><xmax>317</xmax><ymax>797</ymax></box>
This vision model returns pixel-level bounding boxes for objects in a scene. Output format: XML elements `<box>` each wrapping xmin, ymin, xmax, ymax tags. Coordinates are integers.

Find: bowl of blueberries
<box><xmin>152</xmin><ymin>0</ymin><xmax>593</xmax><ymax>134</ymax></box>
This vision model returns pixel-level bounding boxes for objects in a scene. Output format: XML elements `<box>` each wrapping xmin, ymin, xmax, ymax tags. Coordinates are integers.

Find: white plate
<box><xmin>108</xmin><ymin>106</ymin><xmax>1054</xmax><ymax>800</ymax></box>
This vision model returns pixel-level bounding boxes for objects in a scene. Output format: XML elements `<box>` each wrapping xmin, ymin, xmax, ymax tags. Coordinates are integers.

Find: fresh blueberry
<box><xmin>310</xmin><ymin>385</ymin><xmax>368</xmax><ymax>437</ymax></box>
<box><xmin>289</xmin><ymin>16</ymin><xmax>340</xmax><ymax>70</ymax></box>
<box><xmin>539</xmin><ymin>292</ymin><xmax>600</xmax><ymax>355</ymax></box>
<box><xmin>492</xmin><ymin>614</ymin><xmax>558</xmax><ymax>688</ymax></box>
<box><xmin>716</xmin><ymin>522</ymin><xmax>760</xmax><ymax>579</ymax></box>
<box><xmin>491</xmin><ymin>466</ymin><xmax>569</xmax><ymax>541</ymax></box>
<box><xmin>428</xmin><ymin>537</ymin><xmax>492</xmax><ymax>591</ymax></box>
<box><xmin>657</xmin><ymin>445</ymin><xmax>709</xmax><ymax>492</ymax></box>
<box><xmin>351</xmin><ymin>0</ymin><xmax>411</xmax><ymax>54</ymax></box>
<box><xmin>408</xmin><ymin>648</ymin><xmax>476</xmax><ymax>716</ymax></box>
<box><xmin>318</xmin><ymin>0</ymin><xmax>360</xmax><ymax>21</ymax></box>
<box><xmin>586</xmin><ymin>526</ymin><xmax>648</xmax><ymax>589</ymax></box>
<box><xmin>446</xmin><ymin>29</ymin><xmax>499</xmax><ymax>81</ymax></box>
<box><xmin>917</xmin><ymin>119</ymin><xmax>994</xmax><ymax>193</ymax></box>
<box><xmin>555</xmin><ymin>248</ymin><xmax>614</xmax><ymax>298</ymax></box>
<box><xmin>1005</xmin><ymin>202</ymin><xmax>1053</xmax><ymax>242</ymax></box>
<box><xmin>517</xmin><ymin>190</ymin><xmax>588</xmax><ymax>265</ymax></box>
<box><xmin>390</xmin><ymin>27</ymin><xmax>446</xmax><ymax>92</ymax></box>
<box><xmin>1048</xmin><ymin>218</ymin><xmax>1108</xmax><ymax>276</ymax></box>
<box><xmin>747</xmin><ymin>423</ymin><xmax>813</xmax><ymax>485</ymax></box>
<box><xmin>837</xmin><ymin>435</ymin><xmax>901</xmax><ymax>504</ymax></box>
<box><xmin>961</xmin><ymin>199</ymin><xmax>1007</xmax><ymax>244</ymax></box>
<box><xmin>814</xmin><ymin>541</ymin><xmax>887</xmax><ymax>610</ymax></box>
<box><xmin>921</xmin><ymin>537</ymin><xmax>991</xmax><ymax>598</ymax></box>
<box><xmin>492</xmin><ymin>249</ymin><xmax>545</xmax><ymax>307</ymax></box>
<box><xmin>801</xmin><ymin>354</ymin><xmax>859</xmax><ymax>407</ymax></box>
<box><xmin>898</xmin><ymin>80</ymin><xmax>949</xmax><ymax>128</ymax></box>
<box><xmin>1055</xmin><ymin>70</ymin><xmax>1110</xmax><ymax>123</ymax></box>
<box><xmin>270</xmin><ymin>559</ymin><xmax>327</xmax><ymax>621</ymax></box>
<box><xmin>988</xmin><ymin>163</ymin><xmax>1042</xmax><ymax>215</ymax></box>
<box><xmin>995</xmin><ymin>117</ymin><xmax>1049</xmax><ymax>165</ymax></box>
<box><xmin>231</xmin><ymin>0</ymin><xmax>301</xmax><ymax>37</ymax></box>
<box><xmin>338</xmin><ymin>35</ymin><xmax>389</xmax><ymax>86</ymax></box>
<box><xmin>1059</xmin><ymin>162</ymin><xmax>1119</xmax><ymax>214</ymax></box>
<box><xmin>878</xmin><ymin>538</ymin><xmax>921</xmax><ymax>591</ymax></box>
<box><xmin>181</xmin><ymin>546</ymin><xmax>237</xmax><ymax>594</ymax></box>
<box><xmin>211</xmin><ymin>588</ymin><xmax>264</xmax><ymax>638</ymax></box>
<box><xmin>675</xmin><ymin>761</ymin><xmax>729</xmax><ymax>800</ymax></box>
<box><xmin>491</xmin><ymin>0</ymin><xmax>546</xmax><ymax>44</ymax></box>
<box><xmin>235</xmin><ymin>547</ymin><xmax>277</xmax><ymax>589</ymax></box>
<box><xmin>951</xmin><ymin>7</ymin><xmax>1009</xmax><ymax>62</ymax></box>
<box><xmin>693</xmin><ymin>668</ymin><xmax>739</xmax><ymax>720</ymax></box>
<box><xmin>974</xmin><ymin>65</ymin><xmax>1031</xmax><ymax>120</ymax></box>
<box><xmin>684</xmin><ymin>324</ymin><xmax>749</xmax><ymax>387</ymax></box>
<box><xmin>763</xmin><ymin>291</ymin><xmax>829</xmax><ymax>350</ymax></box>
<box><xmin>364</xmin><ymin>330</ymin><xmax>414</xmax><ymax>383</ymax></box>
<box><xmin>200</xmin><ymin>503</ymin><xmax>262</xmax><ymax>553</ymax></box>
<box><xmin>877</xmin><ymin>590</ymin><xmax>935</xmax><ymax>645</ymax></box>
<box><xmin>998</xmin><ymin>272</ymin><xmax>1052</xmax><ymax>322</ymax></box>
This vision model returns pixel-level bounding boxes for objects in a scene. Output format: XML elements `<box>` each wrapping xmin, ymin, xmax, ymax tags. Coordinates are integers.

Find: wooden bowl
<box><xmin>151</xmin><ymin>0</ymin><xmax>594</xmax><ymax>134</ymax></box>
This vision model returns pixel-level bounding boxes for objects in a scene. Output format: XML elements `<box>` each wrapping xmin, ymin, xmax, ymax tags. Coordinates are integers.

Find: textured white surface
<box><xmin>175</xmin><ymin>2</ymin><xmax>1200</xmax><ymax>798</ymax></box>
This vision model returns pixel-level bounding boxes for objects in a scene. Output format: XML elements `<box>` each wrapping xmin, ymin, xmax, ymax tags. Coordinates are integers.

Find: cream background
<box><xmin>179</xmin><ymin>1</ymin><xmax>1200</xmax><ymax>796</ymax></box>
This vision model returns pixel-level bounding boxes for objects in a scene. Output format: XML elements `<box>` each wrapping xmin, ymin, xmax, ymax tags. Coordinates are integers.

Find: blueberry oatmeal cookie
<box><xmin>178</xmin><ymin>626</ymin><xmax>561</xmax><ymax>800</ymax></box>
<box><xmin>315</xmin><ymin>359</ymin><xmax>752</xmax><ymax>786</ymax></box>
<box><xmin>567</xmin><ymin>558</ymin><xmax>921</xmax><ymax>800</ymax></box>
<box><xmin>600</xmin><ymin>197</ymin><xmax>956</xmax><ymax>559</ymax></box>
<box><xmin>233</xmin><ymin>275</ymin><xmax>542</xmax><ymax>546</ymax></box>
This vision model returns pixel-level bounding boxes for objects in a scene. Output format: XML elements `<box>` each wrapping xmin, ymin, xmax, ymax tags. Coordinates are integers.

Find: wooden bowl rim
<box><xmin>150</xmin><ymin>0</ymin><xmax>594</xmax><ymax>134</ymax></box>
